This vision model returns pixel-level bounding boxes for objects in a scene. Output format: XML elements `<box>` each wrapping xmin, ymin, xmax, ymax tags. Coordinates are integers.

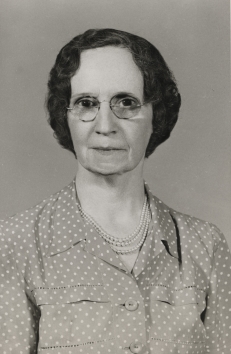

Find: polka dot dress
<box><xmin>0</xmin><ymin>180</ymin><xmax>231</xmax><ymax>354</ymax></box>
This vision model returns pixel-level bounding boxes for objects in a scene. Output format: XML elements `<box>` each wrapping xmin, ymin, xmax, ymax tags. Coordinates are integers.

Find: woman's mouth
<box><xmin>92</xmin><ymin>147</ymin><xmax>125</xmax><ymax>155</ymax></box>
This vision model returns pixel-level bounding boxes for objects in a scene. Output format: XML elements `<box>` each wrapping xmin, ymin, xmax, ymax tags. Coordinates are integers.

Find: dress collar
<box><xmin>45</xmin><ymin>179</ymin><xmax>180</xmax><ymax>268</ymax></box>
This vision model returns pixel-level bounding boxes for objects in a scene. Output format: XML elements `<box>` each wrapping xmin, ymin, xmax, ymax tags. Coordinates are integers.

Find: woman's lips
<box><xmin>92</xmin><ymin>147</ymin><xmax>125</xmax><ymax>155</ymax></box>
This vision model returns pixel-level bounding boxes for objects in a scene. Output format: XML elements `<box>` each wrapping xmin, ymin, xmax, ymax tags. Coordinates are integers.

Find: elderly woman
<box><xmin>0</xmin><ymin>29</ymin><xmax>231</xmax><ymax>354</ymax></box>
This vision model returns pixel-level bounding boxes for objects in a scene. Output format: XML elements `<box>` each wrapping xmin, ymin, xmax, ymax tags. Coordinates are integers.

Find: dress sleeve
<box><xmin>204</xmin><ymin>225</ymin><xmax>231</xmax><ymax>354</ymax></box>
<box><xmin>0</xmin><ymin>226</ymin><xmax>40</xmax><ymax>354</ymax></box>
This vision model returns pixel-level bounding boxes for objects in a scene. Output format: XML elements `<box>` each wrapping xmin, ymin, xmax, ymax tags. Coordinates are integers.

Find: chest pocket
<box><xmin>34</xmin><ymin>285</ymin><xmax>113</xmax><ymax>352</ymax></box>
<box><xmin>149</xmin><ymin>285</ymin><xmax>207</xmax><ymax>346</ymax></box>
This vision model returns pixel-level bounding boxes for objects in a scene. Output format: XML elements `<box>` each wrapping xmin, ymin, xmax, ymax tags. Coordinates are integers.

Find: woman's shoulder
<box><xmin>0</xmin><ymin>181</ymin><xmax>74</xmax><ymax>248</ymax></box>
<box><xmin>151</xmin><ymin>193</ymin><xmax>226</xmax><ymax>256</ymax></box>
<box><xmin>170</xmin><ymin>207</ymin><xmax>225</xmax><ymax>249</ymax></box>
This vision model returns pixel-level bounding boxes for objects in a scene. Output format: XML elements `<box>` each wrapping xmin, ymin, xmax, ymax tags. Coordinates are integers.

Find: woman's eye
<box><xmin>117</xmin><ymin>97</ymin><xmax>138</xmax><ymax>108</ymax></box>
<box><xmin>75</xmin><ymin>98</ymin><xmax>97</xmax><ymax>108</ymax></box>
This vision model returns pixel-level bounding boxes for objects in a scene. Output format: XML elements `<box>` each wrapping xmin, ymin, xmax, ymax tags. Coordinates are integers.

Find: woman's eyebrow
<box><xmin>70</xmin><ymin>92</ymin><xmax>97</xmax><ymax>100</ymax></box>
<box><xmin>113</xmin><ymin>92</ymin><xmax>138</xmax><ymax>98</ymax></box>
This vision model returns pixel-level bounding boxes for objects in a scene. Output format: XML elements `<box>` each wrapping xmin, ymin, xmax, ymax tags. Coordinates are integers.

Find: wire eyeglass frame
<box><xmin>66</xmin><ymin>95</ymin><xmax>155</xmax><ymax>122</ymax></box>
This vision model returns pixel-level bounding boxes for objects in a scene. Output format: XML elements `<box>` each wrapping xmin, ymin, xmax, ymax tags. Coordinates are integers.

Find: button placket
<box><xmin>97</xmin><ymin>260</ymin><xmax>147</xmax><ymax>351</ymax></box>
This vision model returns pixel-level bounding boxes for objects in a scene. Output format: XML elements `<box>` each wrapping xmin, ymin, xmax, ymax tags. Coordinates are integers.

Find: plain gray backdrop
<box><xmin>0</xmin><ymin>0</ymin><xmax>230</xmax><ymax>247</ymax></box>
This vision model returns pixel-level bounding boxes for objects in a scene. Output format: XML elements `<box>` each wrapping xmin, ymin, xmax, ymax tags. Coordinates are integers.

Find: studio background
<box><xmin>0</xmin><ymin>0</ymin><xmax>230</xmax><ymax>247</ymax></box>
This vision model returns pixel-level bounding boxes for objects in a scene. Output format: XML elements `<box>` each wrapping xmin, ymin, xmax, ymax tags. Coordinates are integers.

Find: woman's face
<box><xmin>68</xmin><ymin>46</ymin><xmax>153</xmax><ymax>176</ymax></box>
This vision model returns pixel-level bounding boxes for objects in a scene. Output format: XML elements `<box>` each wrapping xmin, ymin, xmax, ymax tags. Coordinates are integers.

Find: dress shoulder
<box><xmin>169</xmin><ymin>206</ymin><xmax>227</xmax><ymax>254</ymax></box>
<box><xmin>0</xmin><ymin>182</ymin><xmax>74</xmax><ymax>256</ymax></box>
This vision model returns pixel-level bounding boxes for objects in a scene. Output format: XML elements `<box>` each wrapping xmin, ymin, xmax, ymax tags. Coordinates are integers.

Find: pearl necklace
<box><xmin>77</xmin><ymin>195</ymin><xmax>149</xmax><ymax>246</ymax></box>
<box><xmin>111</xmin><ymin>210</ymin><xmax>150</xmax><ymax>254</ymax></box>
<box><xmin>76</xmin><ymin>195</ymin><xmax>151</xmax><ymax>254</ymax></box>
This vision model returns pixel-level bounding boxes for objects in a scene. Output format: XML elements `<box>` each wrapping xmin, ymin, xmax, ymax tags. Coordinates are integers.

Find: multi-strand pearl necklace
<box><xmin>76</xmin><ymin>195</ymin><xmax>151</xmax><ymax>254</ymax></box>
<box><xmin>111</xmin><ymin>208</ymin><xmax>150</xmax><ymax>254</ymax></box>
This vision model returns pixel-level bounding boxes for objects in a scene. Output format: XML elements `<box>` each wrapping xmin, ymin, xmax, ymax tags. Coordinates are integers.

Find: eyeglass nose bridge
<box><xmin>93</xmin><ymin>99</ymin><xmax>118</xmax><ymax>120</ymax></box>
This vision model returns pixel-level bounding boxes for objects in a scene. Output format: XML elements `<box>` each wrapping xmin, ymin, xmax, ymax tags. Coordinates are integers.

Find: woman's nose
<box><xmin>94</xmin><ymin>102</ymin><xmax>117</xmax><ymax>135</ymax></box>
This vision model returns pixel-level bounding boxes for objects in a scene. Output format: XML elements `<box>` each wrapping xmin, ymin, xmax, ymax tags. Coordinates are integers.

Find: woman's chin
<box><xmin>77</xmin><ymin>151</ymin><xmax>132</xmax><ymax>176</ymax></box>
<box><xmin>76</xmin><ymin>150</ymin><xmax>145</xmax><ymax>177</ymax></box>
<box><xmin>78</xmin><ymin>157</ymin><xmax>134</xmax><ymax>176</ymax></box>
<box><xmin>84</xmin><ymin>162</ymin><xmax>128</xmax><ymax>176</ymax></box>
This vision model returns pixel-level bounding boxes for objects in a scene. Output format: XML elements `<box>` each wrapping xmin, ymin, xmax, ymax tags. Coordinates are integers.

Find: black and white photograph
<box><xmin>0</xmin><ymin>1</ymin><xmax>230</xmax><ymax>353</ymax></box>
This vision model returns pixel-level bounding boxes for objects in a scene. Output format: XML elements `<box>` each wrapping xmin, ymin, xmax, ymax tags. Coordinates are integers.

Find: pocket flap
<box><xmin>151</xmin><ymin>285</ymin><xmax>205</xmax><ymax>307</ymax></box>
<box><xmin>33</xmin><ymin>284</ymin><xmax>109</xmax><ymax>305</ymax></box>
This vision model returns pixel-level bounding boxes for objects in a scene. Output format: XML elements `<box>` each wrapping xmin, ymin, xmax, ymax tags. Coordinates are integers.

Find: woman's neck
<box><xmin>75</xmin><ymin>162</ymin><xmax>146</xmax><ymax>237</ymax></box>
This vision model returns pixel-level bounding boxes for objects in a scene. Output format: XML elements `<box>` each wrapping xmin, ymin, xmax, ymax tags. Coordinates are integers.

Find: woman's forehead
<box><xmin>70</xmin><ymin>46</ymin><xmax>144</xmax><ymax>98</ymax></box>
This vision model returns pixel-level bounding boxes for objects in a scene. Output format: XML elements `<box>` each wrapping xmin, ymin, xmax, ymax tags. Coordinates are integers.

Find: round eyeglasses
<box><xmin>67</xmin><ymin>95</ymin><xmax>148</xmax><ymax>122</ymax></box>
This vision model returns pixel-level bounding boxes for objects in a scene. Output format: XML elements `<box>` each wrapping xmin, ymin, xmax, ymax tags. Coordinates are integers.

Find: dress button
<box><xmin>129</xmin><ymin>342</ymin><xmax>143</xmax><ymax>353</ymax></box>
<box><xmin>125</xmin><ymin>299</ymin><xmax>139</xmax><ymax>311</ymax></box>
